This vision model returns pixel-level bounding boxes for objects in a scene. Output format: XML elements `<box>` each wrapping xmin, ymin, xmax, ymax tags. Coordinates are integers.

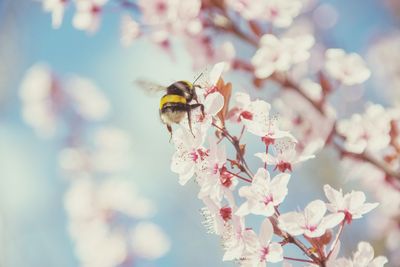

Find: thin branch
<box><xmin>212</xmin><ymin>122</ymin><xmax>254</xmax><ymax>178</ymax></box>
<box><xmin>328</xmin><ymin>220</ymin><xmax>345</xmax><ymax>259</ymax></box>
<box><xmin>270</xmin><ymin>74</ymin><xmax>326</xmax><ymax>116</ymax></box>
<box><xmin>224</xmin><ymin>169</ymin><xmax>252</xmax><ymax>183</ymax></box>
<box><xmin>284</xmin><ymin>256</ymin><xmax>315</xmax><ymax>264</ymax></box>
<box><xmin>115</xmin><ymin>0</ymin><xmax>139</xmax><ymax>10</ymax></box>
<box><xmin>333</xmin><ymin>140</ymin><xmax>400</xmax><ymax>183</ymax></box>
<box><xmin>285</xmin><ymin>234</ymin><xmax>321</xmax><ymax>264</ymax></box>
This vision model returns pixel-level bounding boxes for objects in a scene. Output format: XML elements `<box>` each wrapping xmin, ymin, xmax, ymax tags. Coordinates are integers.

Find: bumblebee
<box><xmin>159</xmin><ymin>80</ymin><xmax>204</xmax><ymax>136</ymax></box>
<box><xmin>137</xmin><ymin>78</ymin><xmax>205</xmax><ymax>137</ymax></box>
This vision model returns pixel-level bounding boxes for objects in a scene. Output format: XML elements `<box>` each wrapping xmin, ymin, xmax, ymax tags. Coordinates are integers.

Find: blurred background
<box><xmin>0</xmin><ymin>0</ymin><xmax>399</xmax><ymax>266</ymax></box>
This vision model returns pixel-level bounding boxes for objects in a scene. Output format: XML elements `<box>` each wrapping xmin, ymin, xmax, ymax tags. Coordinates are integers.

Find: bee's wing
<box><xmin>135</xmin><ymin>79</ymin><xmax>167</xmax><ymax>96</ymax></box>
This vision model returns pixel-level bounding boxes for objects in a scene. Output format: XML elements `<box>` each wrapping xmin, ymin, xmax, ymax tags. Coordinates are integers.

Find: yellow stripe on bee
<box><xmin>181</xmin><ymin>80</ymin><xmax>193</xmax><ymax>87</ymax></box>
<box><xmin>159</xmin><ymin>95</ymin><xmax>187</xmax><ymax>109</ymax></box>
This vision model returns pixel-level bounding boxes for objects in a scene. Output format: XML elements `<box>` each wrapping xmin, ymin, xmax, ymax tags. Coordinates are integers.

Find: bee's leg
<box><xmin>192</xmin><ymin>85</ymin><xmax>202</xmax><ymax>103</ymax></box>
<box><xmin>190</xmin><ymin>103</ymin><xmax>205</xmax><ymax>116</ymax></box>
<box><xmin>186</xmin><ymin>106</ymin><xmax>195</xmax><ymax>138</ymax></box>
<box><xmin>167</xmin><ymin>124</ymin><xmax>173</xmax><ymax>142</ymax></box>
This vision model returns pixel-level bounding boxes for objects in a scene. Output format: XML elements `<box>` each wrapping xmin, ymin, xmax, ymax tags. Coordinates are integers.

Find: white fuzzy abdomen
<box><xmin>160</xmin><ymin>110</ymin><xmax>186</xmax><ymax>124</ymax></box>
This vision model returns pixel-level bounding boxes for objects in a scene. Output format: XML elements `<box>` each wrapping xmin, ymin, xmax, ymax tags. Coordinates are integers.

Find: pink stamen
<box><xmin>262</xmin><ymin>136</ymin><xmax>275</xmax><ymax>146</ymax></box>
<box><xmin>219</xmin><ymin>206</ymin><xmax>232</xmax><ymax>222</ymax></box>
<box><xmin>275</xmin><ymin>161</ymin><xmax>292</xmax><ymax>172</ymax></box>
<box><xmin>260</xmin><ymin>246</ymin><xmax>269</xmax><ymax>261</ymax></box>
<box><xmin>263</xmin><ymin>195</ymin><xmax>273</xmax><ymax>205</ymax></box>
<box><xmin>240</xmin><ymin>111</ymin><xmax>253</xmax><ymax>120</ymax></box>
<box><xmin>220</xmin><ymin>166</ymin><xmax>234</xmax><ymax>187</ymax></box>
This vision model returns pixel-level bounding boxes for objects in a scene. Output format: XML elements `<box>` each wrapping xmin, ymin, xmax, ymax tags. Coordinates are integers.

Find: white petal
<box><xmin>323</xmin><ymin>184</ymin><xmax>344</xmax><ymax>211</ymax></box>
<box><xmin>304</xmin><ymin>200</ymin><xmax>327</xmax><ymax>226</ymax></box>
<box><xmin>235</xmin><ymin>92</ymin><xmax>251</xmax><ymax>107</ymax></box>
<box><xmin>369</xmin><ymin>256</ymin><xmax>388</xmax><ymax>267</ymax></box>
<box><xmin>259</xmin><ymin>218</ymin><xmax>273</xmax><ymax>244</ymax></box>
<box><xmin>278</xmin><ymin>212</ymin><xmax>305</xmax><ymax>236</ymax></box>
<box><xmin>353</xmin><ymin>242</ymin><xmax>374</xmax><ymax>265</ymax></box>
<box><xmin>357</xmin><ymin>202</ymin><xmax>379</xmax><ymax>217</ymax></box>
<box><xmin>205</xmin><ymin>92</ymin><xmax>224</xmax><ymax>115</ymax></box>
<box><xmin>266</xmin><ymin>243</ymin><xmax>283</xmax><ymax>263</ymax></box>
<box><xmin>320</xmin><ymin>213</ymin><xmax>344</xmax><ymax>230</ymax></box>
<box><xmin>347</xmin><ymin>191</ymin><xmax>366</xmax><ymax>212</ymax></box>
<box><xmin>209</xmin><ymin>62</ymin><xmax>226</xmax><ymax>86</ymax></box>
<box><xmin>236</xmin><ymin>202</ymin><xmax>250</xmax><ymax>216</ymax></box>
<box><xmin>270</xmin><ymin>173</ymin><xmax>290</xmax><ymax>205</ymax></box>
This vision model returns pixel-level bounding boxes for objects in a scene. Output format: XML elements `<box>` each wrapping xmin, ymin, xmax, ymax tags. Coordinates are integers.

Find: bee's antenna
<box><xmin>193</xmin><ymin>72</ymin><xmax>204</xmax><ymax>85</ymax></box>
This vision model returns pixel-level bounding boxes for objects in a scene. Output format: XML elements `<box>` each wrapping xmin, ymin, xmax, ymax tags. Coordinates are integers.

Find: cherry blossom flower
<box><xmin>42</xmin><ymin>0</ymin><xmax>67</xmax><ymax>28</ymax></box>
<box><xmin>240</xmin><ymin>219</ymin><xmax>283</xmax><ymax>266</ymax></box>
<box><xmin>367</xmin><ymin>33</ymin><xmax>400</xmax><ymax>106</ymax></box>
<box><xmin>19</xmin><ymin>63</ymin><xmax>58</xmax><ymax>138</ymax></box>
<box><xmin>91</xmin><ymin>127</ymin><xmax>132</xmax><ymax>173</ymax></box>
<box><xmin>252</xmin><ymin>34</ymin><xmax>291</xmax><ymax>79</ymax></box>
<box><xmin>327</xmin><ymin>242</ymin><xmax>388</xmax><ymax>267</ymax></box>
<box><xmin>73</xmin><ymin>0</ymin><xmax>108</xmax><ymax>32</ymax></box>
<box><xmin>263</xmin><ymin>0</ymin><xmax>302</xmax><ymax>28</ymax></box>
<box><xmin>228</xmin><ymin>92</ymin><xmax>296</xmax><ymax>146</ymax></box>
<box><xmin>66</xmin><ymin>76</ymin><xmax>111</xmax><ymax>121</ymax></box>
<box><xmin>246</xmin><ymin>114</ymin><xmax>296</xmax><ymax>146</ymax></box>
<box><xmin>226</xmin><ymin>0</ymin><xmax>267</xmax><ymax>21</ymax></box>
<box><xmin>184</xmin><ymin>36</ymin><xmax>235</xmax><ymax>70</ymax></box>
<box><xmin>64</xmin><ymin>177</ymin><xmax>169</xmax><ymax>266</ymax></box>
<box><xmin>198</xmin><ymin>138</ymin><xmax>237</xmax><ymax>201</ymax></box>
<box><xmin>227</xmin><ymin>93</ymin><xmax>273</xmax><ymax>127</ymax></box>
<box><xmin>325</xmin><ymin>49</ymin><xmax>371</xmax><ymax>86</ymax></box>
<box><xmin>139</xmin><ymin>0</ymin><xmax>176</xmax><ymax>25</ymax></box>
<box><xmin>139</xmin><ymin>0</ymin><xmax>202</xmax><ymax>35</ymax></box>
<box><xmin>337</xmin><ymin>104</ymin><xmax>391</xmax><ymax>154</ymax></box>
<box><xmin>59</xmin><ymin>127</ymin><xmax>132</xmax><ymax>176</ymax></box>
<box><xmin>200</xmin><ymin>195</ymin><xmax>236</xmax><ymax>235</ymax></box>
<box><xmin>278</xmin><ymin>199</ymin><xmax>344</xmax><ymax>238</ymax></box>
<box><xmin>227</xmin><ymin>92</ymin><xmax>261</xmax><ymax>123</ymax></box>
<box><xmin>252</xmin><ymin>34</ymin><xmax>314</xmax><ymax>79</ymax></box>
<box><xmin>284</xmin><ymin>34</ymin><xmax>315</xmax><ymax>64</ymax></box>
<box><xmin>171</xmin><ymin>127</ymin><xmax>208</xmax><ymax>185</ymax></box>
<box><xmin>227</xmin><ymin>0</ymin><xmax>302</xmax><ymax>28</ymax></box>
<box><xmin>130</xmin><ymin>222</ymin><xmax>171</xmax><ymax>259</ymax></box>
<box><xmin>323</xmin><ymin>185</ymin><xmax>378</xmax><ymax>224</ymax></box>
<box><xmin>120</xmin><ymin>14</ymin><xmax>140</xmax><ymax>47</ymax></box>
<box><xmin>255</xmin><ymin>139</ymin><xmax>314</xmax><ymax>172</ymax></box>
<box><xmin>97</xmin><ymin>178</ymin><xmax>156</xmax><ymax>218</ymax></box>
<box><xmin>222</xmin><ymin>216</ymin><xmax>254</xmax><ymax>262</ymax></box>
<box><xmin>300</xmin><ymin>79</ymin><xmax>323</xmax><ymax>102</ymax></box>
<box><xmin>236</xmin><ymin>168</ymin><xmax>290</xmax><ymax>217</ymax></box>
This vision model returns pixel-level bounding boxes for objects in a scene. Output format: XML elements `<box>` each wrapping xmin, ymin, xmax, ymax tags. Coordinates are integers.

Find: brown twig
<box><xmin>284</xmin><ymin>256</ymin><xmax>315</xmax><ymax>264</ymax></box>
<box><xmin>327</xmin><ymin>220</ymin><xmax>345</xmax><ymax>259</ymax></box>
<box><xmin>212</xmin><ymin>122</ymin><xmax>254</xmax><ymax>178</ymax></box>
<box><xmin>224</xmin><ymin>169</ymin><xmax>252</xmax><ymax>183</ymax></box>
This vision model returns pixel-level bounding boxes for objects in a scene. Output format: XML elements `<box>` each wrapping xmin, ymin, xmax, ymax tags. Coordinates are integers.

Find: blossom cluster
<box><xmin>19</xmin><ymin>63</ymin><xmax>170</xmax><ymax>267</ymax></box>
<box><xmin>35</xmin><ymin>0</ymin><xmax>400</xmax><ymax>265</ymax></box>
<box><xmin>168</xmin><ymin>63</ymin><xmax>386</xmax><ymax>266</ymax></box>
